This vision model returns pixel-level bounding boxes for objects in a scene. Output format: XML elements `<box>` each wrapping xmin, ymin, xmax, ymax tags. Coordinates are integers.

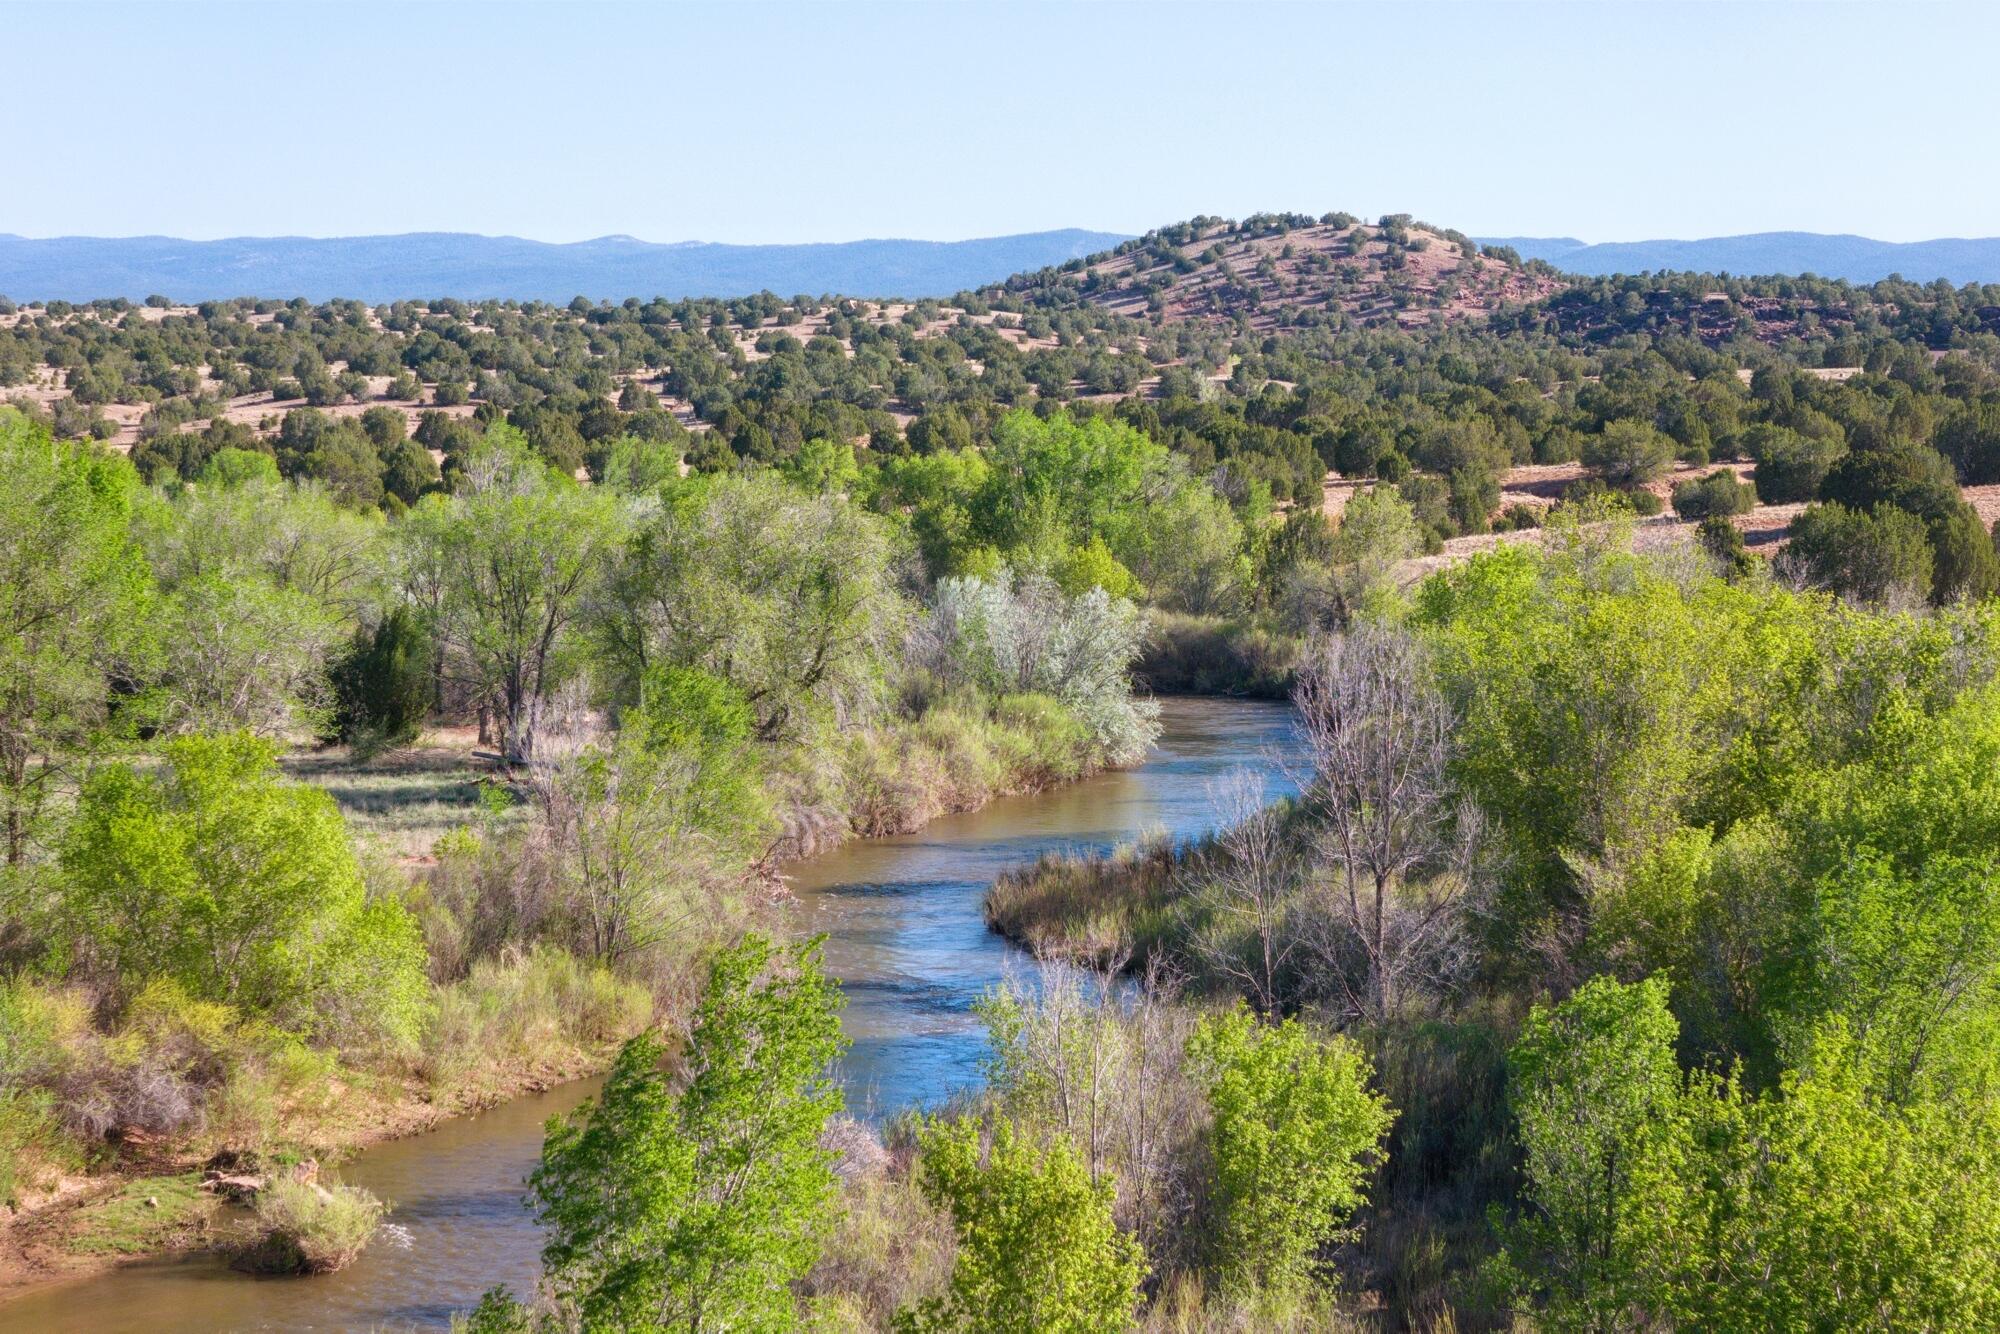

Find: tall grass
<box><xmin>775</xmin><ymin>690</ymin><xmax>1109</xmax><ymax>856</ymax></box>
<box><xmin>983</xmin><ymin>837</ymin><xmax>1186</xmax><ymax>966</ymax></box>
<box><xmin>418</xmin><ymin>945</ymin><xmax>653</xmax><ymax>1098</ymax></box>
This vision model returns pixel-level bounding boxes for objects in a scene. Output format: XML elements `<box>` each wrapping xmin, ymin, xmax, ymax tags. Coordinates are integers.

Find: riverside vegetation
<box><xmin>9</xmin><ymin>208</ymin><xmax>2000</xmax><ymax>1327</ymax></box>
<box><xmin>0</xmin><ymin>403</ymin><xmax>1174</xmax><ymax>1288</ymax></box>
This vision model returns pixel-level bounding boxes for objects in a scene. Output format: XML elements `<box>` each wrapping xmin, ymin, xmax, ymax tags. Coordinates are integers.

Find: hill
<box><xmin>0</xmin><ymin>229</ymin><xmax>1131</xmax><ymax>304</ymax></box>
<box><xmin>1482</xmin><ymin>231</ymin><xmax>2000</xmax><ymax>285</ymax></box>
<box><xmin>990</xmin><ymin>212</ymin><xmax>1564</xmax><ymax>331</ymax></box>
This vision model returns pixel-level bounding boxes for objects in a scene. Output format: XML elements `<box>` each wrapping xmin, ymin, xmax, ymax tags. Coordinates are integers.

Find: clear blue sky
<box><xmin>11</xmin><ymin>0</ymin><xmax>1997</xmax><ymax>244</ymax></box>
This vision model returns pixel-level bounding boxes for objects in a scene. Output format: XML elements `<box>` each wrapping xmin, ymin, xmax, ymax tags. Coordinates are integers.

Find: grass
<box><xmin>420</xmin><ymin>945</ymin><xmax>655</xmax><ymax>1098</ymax></box>
<box><xmin>775</xmin><ymin>690</ymin><xmax>1113</xmax><ymax>857</ymax></box>
<box><xmin>984</xmin><ymin>836</ymin><xmax>1187</xmax><ymax>966</ymax></box>
<box><xmin>244</xmin><ymin>1177</ymin><xmax>385</xmax><ymax>1274</ymax></box>
<box><xmin>63</xmin><ymin>1173</ymin><xmax>216</xmax><ymax>1256</ymax></box>
<box><xmin>281</xmin><ymin>733</ymin><xmax>524</xmax><ymax>859</ymax></box>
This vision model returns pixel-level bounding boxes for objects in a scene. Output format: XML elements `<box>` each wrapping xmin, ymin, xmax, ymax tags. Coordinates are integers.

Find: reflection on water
<box><xmin>4</xmin><ymin>697</ymin><xmax>1299</xmax><ymax>1332</ymax></box>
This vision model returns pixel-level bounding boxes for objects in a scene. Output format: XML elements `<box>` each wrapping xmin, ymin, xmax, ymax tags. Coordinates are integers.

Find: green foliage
<box><xmin>1185</xmin><ymin>1007</ymin><xmax>1394</xmax><ymax>1298</ymax></box>
<box><xmin>624</xmin><ymin>665</ymin><xmax>768</xmax><ymax>842</ymax></box>
<box><xmin>197</xmin><ymin>446</ymin><xmax>282</xmax><ymax>489</ymax></box>
<box><xmin>530</xmin><ymin>934</ymin><xmax>846</xmax><ymax>1331</ymax></box>
<box><xmin>1776</xmin><ymin>501</ymin><xmax>1933</xmax><ymax>607</ymax></box>
<box><xmin>1494</xmin><ymin>976</ymin><xmax>1690</xmax><ymax>1329</ymax></box>
<box><xmin>1668</xmin><ymin>468</ymin><xmax>1754</xmax><ymax>520</ymax></box>
<box><xmin>913</xmin><ymin>572</ymin><xmax>1158</xmax><ymax>763</ymax></box>
<box><xmin>0</xmin><ymin>409</ymin><xmax>152</xmax><ymax>865</ymax></box>
<box><xmin>1497</xmin><ymin>981</ymin><xmax>2000</xmax><ymax>1330</ymax></box>
<box><xmin>330</xmin><ymin>606</ymin><xmax>433</xmax><ymax>750</ymax></box>
<box><xmin>1050</xmin><ymin>535</ymin><xmax>1140</xmax><ymax>602</ymax></box>
<box><xmin>58</xmin><ymin>733</ymin><xmax>427</xmax><ymax>1041</ymax></box>
<box><xmin>897</xmin><ymin>1116</ymin><xmax>1145</xmax><ymax>1334</ymax></box>
<box><xmin>1417</xmin><ymin>541</ymin><xmax>1747</xmax><ymax>935</ymax></box>
<box><xmin>1747</xmin><ymin>424</ymin><xmax>1842</xmax><ymax>504</ymax></box>
<box><xmin>601</xmin><ymin>472</ymin><xmax>898</xmax><ymax>741</ymax></box>
<box><xmin>401</xmin><ymin>438</ymin><xmax>627</xmax><ymax>757</ymax></box>
<box><xmin>1580</xmin><ymin>419</ymin><xmax>1674</xmax><ymax>485</ymax></box>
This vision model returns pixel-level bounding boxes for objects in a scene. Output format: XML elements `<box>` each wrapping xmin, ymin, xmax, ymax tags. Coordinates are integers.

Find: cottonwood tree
<box><xmin>404</xmin><ymin>433</ymin><xmax>626</xmax><ymax>760</ymax></box>
<box><xmin>529</xmin><ymin>934</ymin><xmax>846</xmax><ymax>1330</ymax></box>
<box><xmin>0</xmin><ymin>411</ymin><xmax>151</xmax><ymax>868</ymax></box>
<box><xmin>596</xmin><ymin>473</ymin><xmax>897</xmax><ymax>742</ymax></box>
<box><xmin>1294</xmin><ymin>626</ymin><xmax>1483</xmax><ymax>1025</ymax></box>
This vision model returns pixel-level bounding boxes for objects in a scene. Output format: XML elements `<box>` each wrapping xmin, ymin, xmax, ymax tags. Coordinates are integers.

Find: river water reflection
<box><xmin>3</xmin><ymin>696</ymin><xmax>1300</xmax><ymax>1331</ymax></box>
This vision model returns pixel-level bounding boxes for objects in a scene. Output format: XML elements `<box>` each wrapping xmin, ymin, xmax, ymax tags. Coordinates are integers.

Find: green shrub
<box><xmin>60</xmin><ymin>734</ymin><xmax>428</xmax><ymax>1039</ymax></box>
<box><xmin>898</xmin><ymin>1116</ymin><xmax>1146</xmax><ymax>1333</ymax></box>
<box><xmin>246</xmin><ymin>1177</ymin><xmax>385</xmax><ymax>1274</ymax></box>
<box><xmin>1670</xmin><ymin>469</ymin><xmax>1755</xmax><ymax>520</ymax></box>
<box><xmin>1749</xmin><ymin>426</ymin><xmax>1844</xmax><ymax>503</ymax></box>
<box><xmin>1187</xmin><ymin>1006</ymin><xmax>1395</xmax><ymax>1298</ymax></box>
<box><xmin>1776</xmin><ymin>502</ymin><xmax>1933</xmax><ymax>607</ymax></box>
<box><xmin>330</xmin><ymin>607</ymin><xmax>433</xmax><ymax>751</ymax></box>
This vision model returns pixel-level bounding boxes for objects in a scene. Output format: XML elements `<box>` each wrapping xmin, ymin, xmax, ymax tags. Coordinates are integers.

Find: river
<box><xmin>5</xmin><ymin>696</ymin><xmax>1300</xmax><ymax>1332</ymax></box>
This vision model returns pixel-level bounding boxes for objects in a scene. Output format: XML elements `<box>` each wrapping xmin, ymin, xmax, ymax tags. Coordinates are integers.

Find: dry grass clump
<box><xmin>801</xmin><ymin>1119</ymin><xmax>955</xmax><ymax>1329</ymax></box>
<box><xmin>244</xmin><ymin>1176</ymin><xmax>385</xmax><ymax>1274</ymax></box>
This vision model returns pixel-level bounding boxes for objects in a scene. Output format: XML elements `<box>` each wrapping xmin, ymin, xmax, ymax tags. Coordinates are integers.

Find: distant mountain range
<box><xmin>0</xmin><ymin>229</ymin><xmax>1131</xmax><ymax>304</ymax></box>
<box><xmin>1479</xmin><ymin>232</ymin><xmax>2000</xmax><ymax>285</ymax></box>
<box><xmin>6</xmin><ymin>225</ymin><xmax>1998</xmax><ymax>304</ymax></box>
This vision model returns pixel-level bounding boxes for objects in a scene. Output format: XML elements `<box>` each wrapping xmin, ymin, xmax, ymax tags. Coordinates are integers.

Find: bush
<box><xmin>1776</xmin><ymin>502</ymin><xmax>1934</xmax><ymax>608</ymax></box>
<box><xmin>1671</xmin><ymin>469</ymin><xmax>1755</xmax><ymax>520</ymax></box>
<box><xmin>246</xmin><ymin>1176</ymin><xmax>385</xmax><ymax>1274</ymax></box>
<box><xmin>330</xmin><ymin>607</ymin><xmax>433</xmax><ymax>751</ymax></box>
<box><xmin>1187</xmin><ymin>1007</ymin><xmax>1395</xmax><ymax>1297</ymax></box>
<box><xmin>1749</xmin><ymin>426</ymin><xmax>1844</xmax><ymax>504</ymax></box>
<box><xmin>59</xmin><ymin>733</ymin><xmax>430</xmax><ymax>1043</ymax></box>
<box><xmin>1581</xmin><ymin>419</ymin><xmax>1674</xmax><ymax>485</ymax></box>
<box><xmin>899</xmin><ymin>1115</ymin><xmax>1146</xmax><ymax>1332</ymax></box>
<box><xmin>1698</xmin><ymin>514</ymin><xmax>1751</xmax><ymax>577</ymax></box>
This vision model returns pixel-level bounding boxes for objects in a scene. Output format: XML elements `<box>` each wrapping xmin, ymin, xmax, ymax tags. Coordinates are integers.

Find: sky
<box><xmin>9</xmin><ymin>0</ymin><xmax>1998</xmax><ymax>245</ymax></box>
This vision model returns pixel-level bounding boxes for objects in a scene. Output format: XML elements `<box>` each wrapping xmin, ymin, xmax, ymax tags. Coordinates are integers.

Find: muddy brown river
<box><xmin>4</xmin><ymin>697</ymin><xmax>1300</xmax><ymax>1331</ymax></box>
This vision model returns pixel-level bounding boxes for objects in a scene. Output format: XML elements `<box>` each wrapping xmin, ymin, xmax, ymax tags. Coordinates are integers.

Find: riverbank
<box><xmin>4</xmin><ymin>698</ymin><xmax>1303</xmax><ymax>1328</ymax></box>
<box><xmin>0</xmin><ymin>692</ymin><xmax>1149</xmax><ymax>1308</ymax></box>
<box><xmin>0</xmin><ymin>1031</ymin><xmax>623</xmax><ymax>1300</ymax></box>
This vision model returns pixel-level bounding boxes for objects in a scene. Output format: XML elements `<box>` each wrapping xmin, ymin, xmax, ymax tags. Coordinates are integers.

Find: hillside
<box><xmin>0</xmin><ymin>228</ymin><xmax>1130</xmax><ymax>304</ymax></box>
<box><xmin>989</xmin><ymin>212</ymin><xmax>1564</xmax><ymax>331</ymax></box>
<box><xmin>1484</xmin><ymin>231</ymin><xmax>2000</xmax><ymax>285</ymax></box>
